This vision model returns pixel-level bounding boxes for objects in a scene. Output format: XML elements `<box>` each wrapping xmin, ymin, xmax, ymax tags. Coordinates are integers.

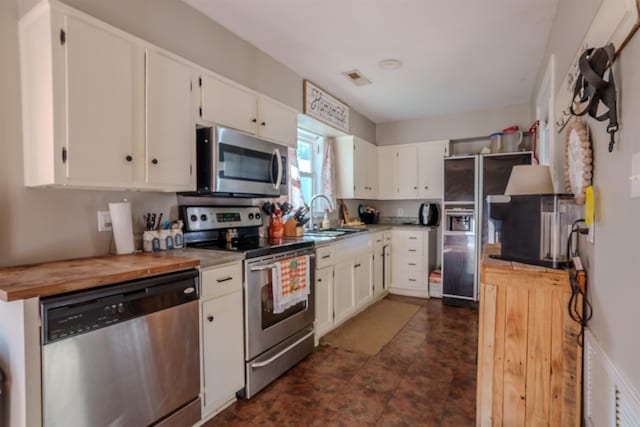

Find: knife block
<box><xmin>284</xmin><ymin>217</ymin><xmax>303</xmax><ymax>237</ymax></box>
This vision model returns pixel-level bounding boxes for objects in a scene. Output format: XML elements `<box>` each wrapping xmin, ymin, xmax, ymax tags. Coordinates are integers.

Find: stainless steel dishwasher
<box><xmin>41</xmin><ymin>269</ymin><xmax>201</xmax><ymax>427</ymax></box>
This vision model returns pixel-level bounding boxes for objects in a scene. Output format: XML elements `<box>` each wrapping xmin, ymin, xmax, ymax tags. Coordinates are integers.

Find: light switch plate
<box><xmin>97</xmin><ymin>210</ymin><xmax>112</xmax><ymax>232</ymax></box>
<box><xmin>632</xmin><ymin>152</ymin><xmax>640</xmax><ymax>198</ymax></box>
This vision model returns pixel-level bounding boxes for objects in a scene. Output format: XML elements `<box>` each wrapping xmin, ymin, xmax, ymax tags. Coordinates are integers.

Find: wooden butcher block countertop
<box><xmin>0</xmin><ymin>253</ymin><xmax>200</xmax><ymax>302</ymax></box>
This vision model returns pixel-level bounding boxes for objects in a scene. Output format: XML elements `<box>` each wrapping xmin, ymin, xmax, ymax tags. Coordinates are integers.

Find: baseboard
<box><xmin>388</xmin><ymin>287</ymin><xmax>429</xmax><ymax>298</ymax></box>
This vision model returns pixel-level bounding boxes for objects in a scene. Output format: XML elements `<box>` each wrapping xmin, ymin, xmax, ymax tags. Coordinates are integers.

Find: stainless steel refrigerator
<box><xmin>441</xmin><ymin>152</ymin><xmax>532</xmax><ymax>307</ymax></box>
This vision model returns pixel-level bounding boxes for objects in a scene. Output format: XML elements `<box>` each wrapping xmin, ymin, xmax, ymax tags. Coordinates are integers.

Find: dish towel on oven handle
<box><xmin>272</xmin><ymin>255</ymin><xmax>310</xmax><ymax>314</ymax></box>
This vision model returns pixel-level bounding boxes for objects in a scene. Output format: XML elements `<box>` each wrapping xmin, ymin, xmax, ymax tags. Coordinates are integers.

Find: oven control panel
<box><xmin>182</xmin><ymin>206</ymin><xmax>263</xmax><ymax>231</ymax></box>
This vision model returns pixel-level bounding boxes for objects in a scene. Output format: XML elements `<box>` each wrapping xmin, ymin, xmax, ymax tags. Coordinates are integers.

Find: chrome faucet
<box><xmin>309</xmin><ymin>194</ymin><xmax>333</xmax><ymax>230</ymax></box>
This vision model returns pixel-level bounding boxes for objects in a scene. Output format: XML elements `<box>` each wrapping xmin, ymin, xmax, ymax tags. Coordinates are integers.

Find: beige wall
<box><xmin>1</xmin><ymin>0</ymin><xmax>375</xmax><ymax>267</ymax></box>
<box><xmin>376</xmin><ymin>103</ymin><xmax>530</xmax><ymax>145</ymax></box>
<box><xmin>531</xmin><ymin>0</ymin><xmax>640</xmax><ymax>394</ymax></box>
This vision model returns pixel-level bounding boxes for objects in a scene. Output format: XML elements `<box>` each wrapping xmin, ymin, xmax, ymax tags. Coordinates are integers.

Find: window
<box><xmin>289</xmin><ymin>129</ymin><xmax>323</xmax><ymax>207</ymax></box>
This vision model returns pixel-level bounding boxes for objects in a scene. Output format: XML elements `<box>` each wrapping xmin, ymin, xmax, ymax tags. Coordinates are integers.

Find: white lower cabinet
<box><xmin>333</xmin><ymin>258</ymin><xmax>356</xmax><ymax>326</ymax></box>
<box><xmin>354</xmin><ymin>252</ymin><xmax>373</xmax><ymax>309</ymax></box>
<box><xmin>314</xmin><ymin>233</ymin><xmax>389</xmax><ymax>342</ymax></box>
<box><xmin>390</xmin><ymin>228</ymin><xmax>436</xmax><ymax>298</ymax></box>
<box><xmin>314</xmin><ymin>266</ymin><xmax>334</xmax><ymax>338</ymax></box>
<box><xmin>372</xmin><ymin>231</ymin><xmax>394</xmax><ymax>299</ymax></box>
<box><xmin>200</xmin><ymin>262</ymin><xmax>244</xmax><ymax>417</ymax></box>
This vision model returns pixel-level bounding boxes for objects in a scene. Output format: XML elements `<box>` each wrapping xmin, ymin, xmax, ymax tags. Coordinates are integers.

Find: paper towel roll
<box><xmin>109</xmin><ymin>200</ymin><xmax>135</xmax><ymax>255</ymax></box>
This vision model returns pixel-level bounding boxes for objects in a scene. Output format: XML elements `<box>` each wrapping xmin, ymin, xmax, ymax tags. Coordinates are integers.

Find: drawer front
<box><xmin>316</xmin><ymin>246</ymin><xmax>334</xmax><ymax>269</ymax></box>
<box><xmin>383</xmin><ymin>231</ymin><xmax>392</xmax><ymax>244</ymax></box>
<box><xmin>404</xmin><ymin>236</ymin><xmax>423</xmax><ymax>255</ymax></box>
<box><xmin>202</xmin><ymin>262</ymin><xmax>243</xmax><ymax>299</ymax></box>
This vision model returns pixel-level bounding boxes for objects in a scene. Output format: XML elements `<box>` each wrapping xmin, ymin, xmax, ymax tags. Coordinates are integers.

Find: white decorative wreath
<box><xmin>564</xmin><ymin>119</ymin><xmax>593</xmax><ymax>205</ymax></box>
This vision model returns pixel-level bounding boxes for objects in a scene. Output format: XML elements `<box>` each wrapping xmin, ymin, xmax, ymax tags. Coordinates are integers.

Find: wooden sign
<box><xmin>303</xmin><ymin>80</ymin><xmax>350</xmax><ymax>132</ymax></box>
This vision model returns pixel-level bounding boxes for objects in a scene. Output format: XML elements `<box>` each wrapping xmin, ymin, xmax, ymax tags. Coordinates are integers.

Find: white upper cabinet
<box><xmin>199</xmin><ymin>74</ymin><xmax>298</xmax><ymax>147</ymax></box>
<box><xmin>20</xmin><ymin>2</ymin><xmax>199</xmax><ymax>191</ymax></box>
<box><xmin>200</xmin><ymin>73</ymin><xmax>258</xmax><ymax>135</ymax></box>
<box><xmin>145</xmin><ymin>49</ymin><xmax>196</xmax><ymax>191</ymax></box>
<box><xmin>377</xmin><ymin>144</ymin><xmax>418</xmax><ymax>199</ymax></box>
<box><xmin>257</xmin><ymin>96</ymin><xmax>298</xmax><ymax>147</ymax></box>
<box><xmin>417</xmin><ymin>140</ymin><xmax>449</xmax><ymax>199</ymax></box>
<box><xmin>377</xmin><ymin>141</ymin><xmax>449</xmax><ymax>200</ymax></box>
<box><xmin>20</xmin><ymin>5</ymin><xmax>143</xmax><ymax>188</ymax></box>
<box><xmin>336</xmin><ymin>136</ymin><xmax>378</xmax><ymax>199</ymax></box>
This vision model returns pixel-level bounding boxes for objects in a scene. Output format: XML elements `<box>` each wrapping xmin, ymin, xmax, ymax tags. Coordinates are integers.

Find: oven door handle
<box><xmin>249</xmin><ymin>264</ymin><xmax>277</xmax><ymax>272</ymax></box>
<box><xmin>250</xmin><ymin>330</ymin><xmax>314</xmax><ymax>369</ymax></box>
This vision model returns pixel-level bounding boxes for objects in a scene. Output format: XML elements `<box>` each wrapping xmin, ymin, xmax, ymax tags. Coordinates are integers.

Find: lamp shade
<box><xmin>504</xmin><ymin>165</ymin><xmax>554</xmax><ymax>195</ymax></box>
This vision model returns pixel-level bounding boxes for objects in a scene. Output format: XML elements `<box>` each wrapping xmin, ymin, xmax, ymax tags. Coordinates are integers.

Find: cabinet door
<box><xmin>65</xmin><ymin>16</ymin><xmax>139</xmax><ymax>186</ymax></box>
<box><xmin>257</xmin><ymin>96</ymin><xmax>297</xmax><ymax>147</ymax></box>
<box><xmin>353</xmin><ymin>138</ymin><xmax>368</xmax><ymax>198</ymax></box>
<box><xmin>315</xmin><ymin>266</ymin><xmax>334</xmax><ymax>338</ymax></box>
<box><xmin>202</xmin><ymin>292</ymin><xmax>244</xmax><ymax>415</ymax></box>
<box><xmin>418</xmin><ymin>140</ymin><xmax>448</xmax><ymax>199</ymax></box>
<box><xmin>146</xmin><ymin>49</ymin><xmax>195</xmax><ymax>190</ymax></box>
<box><xmin>377</xmin><ymin>146</ymin><xmax>396</xmax><ymax>199</ymax></box>
<box><xmin>366</xmin><ymin>142</ymin><xmax>378</xmax><ymax>197</ymax></box>
<box><xmin>372</xmin><ymin>235</ymin><xmax>384</xmax><ymax>298</ymax></box>
<box><xmin>333</xmin><ymin>259</ymin><xmax>356</xmax><ymax>325</ymax></box>
<box><xmin>396</xmin><ymin>145</ymin><xmax>419</xmax><ymax>198</ymax></box>
<box><xmin>200</xmin><ymin>74</ymin><xmax>257</xmax><ymax>135</ymax></box>
<box><xmin>355</xmin><ymin>252</ymin><xmax>373</xmax><ymax>308</ymax></box>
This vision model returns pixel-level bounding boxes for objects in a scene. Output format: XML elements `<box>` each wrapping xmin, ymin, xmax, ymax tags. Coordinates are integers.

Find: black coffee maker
<box><xmin>419</xmin><ymin>203</ymin><xmax>440</xmax><ymax>226</ymax></box>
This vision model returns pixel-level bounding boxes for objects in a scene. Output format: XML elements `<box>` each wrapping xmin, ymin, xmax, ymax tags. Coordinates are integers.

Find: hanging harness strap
<box><xmin>570</xmin><ymin>43</ymin><xmax>618</xmax><ymax>152</ymax></box>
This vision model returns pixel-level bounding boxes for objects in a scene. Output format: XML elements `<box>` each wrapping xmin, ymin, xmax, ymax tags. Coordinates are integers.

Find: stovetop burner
<box><xmin>188</xmin><ymin>237</ymin><xmax>313</xmax><ymax>258</ymax></box>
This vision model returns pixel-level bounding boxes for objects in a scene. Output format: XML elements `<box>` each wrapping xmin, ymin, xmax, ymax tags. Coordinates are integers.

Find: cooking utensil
<box><xmin>150</xmin><ymin>213</ymin><xmax>157</xmax><ymax>231</ymax></box>
<box><xmin>262</xmin><ymin>202</ymin><xmax>274</xmax><ymax>216</ymax></box>
<box><xmin>156</xmin><ymin>213</ymin><xmax>163</xmax><ymax>230</ymax></box>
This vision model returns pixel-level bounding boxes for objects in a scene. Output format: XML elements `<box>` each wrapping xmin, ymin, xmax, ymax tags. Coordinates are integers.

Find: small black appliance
<box><xmin>419</xmin><ymin>203</ymin><xmax>440</xmax><ymax>226</ymax></box>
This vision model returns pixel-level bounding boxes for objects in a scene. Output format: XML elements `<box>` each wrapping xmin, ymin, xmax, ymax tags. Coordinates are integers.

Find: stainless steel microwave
<box><xmin>196</xmin><ymin>126</ymin><xmax>287</xmax><ymax>197</ymax></box>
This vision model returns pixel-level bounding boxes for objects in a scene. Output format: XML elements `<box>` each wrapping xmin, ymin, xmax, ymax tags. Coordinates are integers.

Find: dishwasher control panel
<box><xmin>41</xmin><ymin>269</ymin><xmax>199</xmax><ymax>344</ymax></box>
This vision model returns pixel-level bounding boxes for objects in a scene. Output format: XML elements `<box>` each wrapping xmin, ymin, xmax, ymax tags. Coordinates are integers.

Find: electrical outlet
<box><xmin>397</xmin><ymin>208</ymin><xmax>404</xmax><ymax>216</ymax></box>
<box><xmin>587</xmin><ymin>223</ymin><xmax>595</xmax><ymax>244</ymax></box>
<box><xmin>97</xmin><ymin>211</ymin><xmax>112</xmax><ymax>232</ymax></box>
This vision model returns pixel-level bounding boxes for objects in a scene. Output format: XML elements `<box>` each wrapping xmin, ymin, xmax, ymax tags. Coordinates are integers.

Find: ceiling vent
<box><xmin>342</xmin><ymin>69</ymin><xmax>371</xmax><ymax>86</ymax></box>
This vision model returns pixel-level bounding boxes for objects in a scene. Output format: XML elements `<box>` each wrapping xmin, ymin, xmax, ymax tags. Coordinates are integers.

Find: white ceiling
<box><xmin>182</xmin><ymin>0</ymin><xmax>558</xmax><ymax>123</ymax></box>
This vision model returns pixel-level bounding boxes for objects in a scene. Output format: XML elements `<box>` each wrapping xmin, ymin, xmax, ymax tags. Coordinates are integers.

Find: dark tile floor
<box><xmin>203</xmin><ymin>295</ymin><xmax>479</xmax><ymax>426</ymax></box>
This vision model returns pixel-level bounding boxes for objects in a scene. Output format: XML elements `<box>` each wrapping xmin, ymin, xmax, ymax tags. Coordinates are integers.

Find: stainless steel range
<box><xmin>181</xmin><ymin>205</ymin><xmax>315</xmax><ymax>398</ymax></box>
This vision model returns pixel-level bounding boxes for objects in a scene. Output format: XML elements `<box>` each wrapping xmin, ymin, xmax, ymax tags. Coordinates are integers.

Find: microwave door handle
<box><xmin>273</xmin><ymin>148</ymin><xmax>283</xmax><ymax>190</ymax></box>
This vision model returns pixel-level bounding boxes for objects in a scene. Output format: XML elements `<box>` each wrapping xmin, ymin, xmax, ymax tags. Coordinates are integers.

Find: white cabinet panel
<box><xmin>377</xmin><ymin>146</ymin><xmax>396</xmax><ymax>199</ymax></box>
<box><xmin>199</xmin><ymin>75</ymin><xmax>297</xmax><ymax>147</ymax></box>
<box><xmin>396</xmin><ymin>144</ymin><xmax>419</xmax><ymax>198</ymax></box>
<box><xmin>201</xmin><ymin>292</ymin><xmax>244</xmax><ymax>415</ymax></box>
<box><xmin>333</xmin><ymin>259</ymin><xmax>356</xmax><ymax>325</ymax></box>
<box><xmin>200</xmin><ymin>73</ymin><xmax>257</xmax><ymax>135</ymax></box>
<box><xmin>20</xmin><ymin>4</ymin><xmax>201</xmax><ymax>191</ymax></box>
<box><xmin>257</xmin><ymin>96</ymin><xmax>297</xmax><ymax>147</ymax></box>
<box><xmin>314</xmin><ymin>266</ymin><xmax>334</xmax><ymax>338</ymax></box>
<box><xmin>418</xmin><ymin>140</ymin><xmax>448</xmax><ymax>199</ymax></box>
<box><xmin>336</xmin><ymin>136</ymin><xmax>378</xmax><ymax>199</ymax></box>
<box><xmin>354</xmin><ymin>252</ymin><xmax>373</xmax><ymax>309</ymax></box>
<box><xmin>377</xmin><ymin>144</ymin><xmax>418</xmax><ymax>199</ymax></box>
<box><xmin>145</xmin><ymin>49</ymin><xmax>195</xmax><ymax>190</ymax></box>
<box><xmin>65</xmin><ymin>16</ymin><xmax>139</xmax><ymax>186</ymax></box>
<box><xmin>372</xmin><ymin>233</ymin><xmax>384</xmax><ymax>298</ymax></box>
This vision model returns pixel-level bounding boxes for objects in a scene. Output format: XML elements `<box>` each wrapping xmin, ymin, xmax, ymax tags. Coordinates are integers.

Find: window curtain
<box><xmin>320</xmin><ymin>137</ymin><xmax>337</xmax><ymax>210</ymax></box>
<box><xmin>288</xmin><ymin>146</ymin><xmax>305</xmax><ymax>207</ymax></box>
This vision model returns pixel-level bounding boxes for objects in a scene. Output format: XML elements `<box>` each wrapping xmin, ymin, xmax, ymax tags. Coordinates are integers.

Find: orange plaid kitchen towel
<box><xmin>272</xmin><ymin>255</ymin><xmax>310</xmax><ymax>314</ymax></box>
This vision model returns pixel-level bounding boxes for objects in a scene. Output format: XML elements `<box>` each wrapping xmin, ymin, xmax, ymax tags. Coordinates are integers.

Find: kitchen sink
<box><xmin>304</xmin><ymin>227</ymin><xmax>366</xmax><ymax>237</ymax></box>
